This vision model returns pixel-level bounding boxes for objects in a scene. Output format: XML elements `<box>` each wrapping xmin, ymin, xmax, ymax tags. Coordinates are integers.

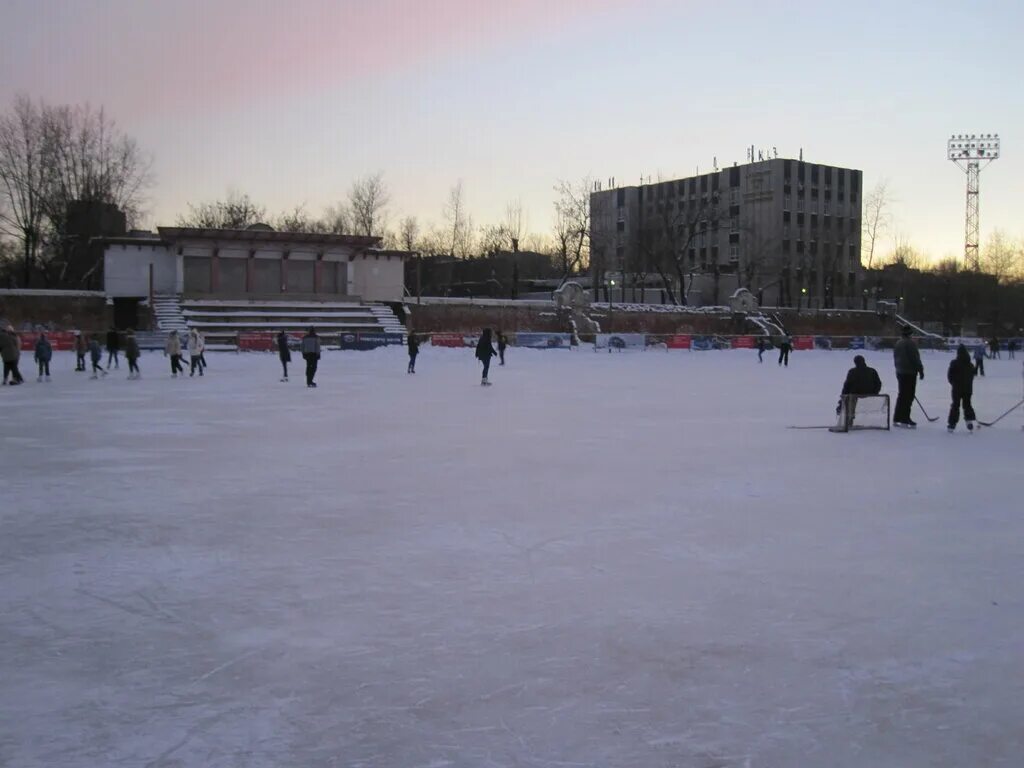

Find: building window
<box><xmin>700</xmin><ymin>175</ymin><xmax>709</xmax><ymax>192</ymax></box>
<box><xmin>730</xmin><ymin>188</ymin><xmax>739</xmax><ymax>204</ymax></box>
<box><xmin>811</xmin><ymin>188</ymin><xmax>819</xmax><ymax>200</ymax></box>
<box><xmin>797</xmin><ymin>199</ymin><xmax>805</xmax><ymax>212</ymax></box>
<box><xmin>728</xmin><ymin>232</ymin><xmax>740</xmax><ymax>244</ymax></box>
<box><xmin>616</xmin><ymin>220</ymin><xmax>625</xmax><ymax>232</ymax></box>
<box><xmin>796</xmin><ymin>241</ymin><xmax>805</xmax><ymax>254</ymax></box>
<box><xmin>730</xmin><ymin>166</ymin><xmax>740</xmax><ymax>187</ymax></box>
<box><xmin>689</xmin><ymin>248</ymin><xmax>696</xmax><ymax>263</ymax></box>
<box><xmin>797</xmin><ymin>213</ymin><xmax>805</xmax><ymax>227</ymax></box>
<box><xmin>784</xmin><ymin>160</ymin><xmax>793</xmax><ymax>179</ymax></box>
<box><xmin>783</xmin><ymin>239</ymin><xmax>791</xmax><ymax>253</ymax></box>
<box><xmin>729</xmin><ymin>204</ymin><xmax>740</xmax><ymax>216</ymax></box>
<box><xmin>729</xmin><ymin>244</ymin><xmax>739</xmax><ymax>259</ymax></box>
<box><xmin>616</xmin><ymin>188</ymin><xmax>625</xmax><ymax>207</ymax></box>
<box><xmin>811</xmin><ymin>165</ymin><xmax>820</xmax><ymax>184</ymax></box>
<box><xmin>810</xmin><ymin>214</ymin><xmax>818</xmax><ymax>228</ymax></box>
<box><xmin>783</xmin><ymin>210</ymin><xmax>791</xmax><ymax>223</ymax></box>
<box><xmin>784</xmin><ymin>196</ymin><xmax>791</xmax><ymax>211</ymax></box>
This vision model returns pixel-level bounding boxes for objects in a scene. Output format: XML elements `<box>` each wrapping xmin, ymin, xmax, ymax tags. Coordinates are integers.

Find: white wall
<box><xmin>104</xmin><ymin>244</ymin><xmax>176</xmax><ymax>297</ymax></box>
<box><xmin>351</xmin><ymin>255</ymin><xmax>404</xmax><ymax>301</ymax></box>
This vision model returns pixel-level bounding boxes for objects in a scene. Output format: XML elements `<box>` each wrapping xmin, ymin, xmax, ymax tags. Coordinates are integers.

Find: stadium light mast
<box><xmin>947</xmin><ymin>133</ymin><xmax>1000</xmax><ymax>270</ymax></box>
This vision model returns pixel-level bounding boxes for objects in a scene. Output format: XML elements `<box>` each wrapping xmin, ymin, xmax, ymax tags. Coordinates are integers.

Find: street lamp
<box><xmin>801</xmin><ymin>286</ymin><xmax>807</xmax><ymax>312</ymax></box>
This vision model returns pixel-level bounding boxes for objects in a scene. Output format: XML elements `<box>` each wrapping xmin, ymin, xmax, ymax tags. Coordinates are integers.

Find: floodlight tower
<box><xmin>947</xmin><ymin>133</ymin><xmax>1000</xmax><ymax>270</ymax></box>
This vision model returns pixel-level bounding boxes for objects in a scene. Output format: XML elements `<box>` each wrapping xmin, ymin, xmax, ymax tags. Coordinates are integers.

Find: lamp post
<box><xmin>800</xmin><ymin>286</ymin><xmax>808</xmax><ymax>312</ymax></box>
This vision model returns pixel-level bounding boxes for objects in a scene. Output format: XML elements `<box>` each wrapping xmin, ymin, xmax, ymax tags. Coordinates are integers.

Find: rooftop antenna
<box><xmin>948</xmin><ymin>133</ymin><xmax>1001</xmax><ymax>270</ymax></box>
<box><xmin>799</xmin><ymin>147</ymin><xmax>803</xmax><ymax>161</ymax></box>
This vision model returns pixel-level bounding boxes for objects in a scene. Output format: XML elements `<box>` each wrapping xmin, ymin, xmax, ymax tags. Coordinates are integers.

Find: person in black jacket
<box><xmin>301</xmin><ymin>327</ymin><xmax>320</xmax><ymax>388</ymax></box>
<box><xmin>106</xmin><ymin>327</ymin><xmax>120</xmax><ymax>369</ymax></box>
<box><xmin>777</xmin><ymin>335</ymin><xmax>792</xmax><ymax>367</ymax></box>
<box><xmin>277</xmin><ymin>330</ymin><xmax>291</xmax><ymax>382</ymax></box>
<box><xmin>947</xmin><ymin>344</ymin><xmax>977</xmax><ymax>432</ymax></box>
<box><xmin>407</xmin><ymin>332</ymin><xmax>419</xmax><ymax>374</ymax></box>
<box><xmin>837</xmin><ymin>354</ymin><xmax>882</xmax><ymax>425</ymax></box>
<box><xmin>497</xmin><ymin>331</ymin><xmax>508</xmax><ymax>366</ymax></box>
<box><xmin>756</xmin><ymin>336</ymin><xmax>767</xmax><ymax>363</ymax></box>
<box><xmin>892</xmin><ymin>325</ymin><xmax>924</xmax><ymax>427</ymax></box>
<box><xmin>475</xmin><ymin>328</ymin><xmax>497</xmax><ymax>386</ymax></box>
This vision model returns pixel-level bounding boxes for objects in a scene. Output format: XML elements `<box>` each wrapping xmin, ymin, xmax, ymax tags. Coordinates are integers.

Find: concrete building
<box><xmin>101</xmin><ymin>225</ymin><xmax>409</xmax><ymax>325</ymax></box>
<box><xmin>590</xmin><ymin>159</ymin><xmax>864</xmax><ymax>307</ymax></box>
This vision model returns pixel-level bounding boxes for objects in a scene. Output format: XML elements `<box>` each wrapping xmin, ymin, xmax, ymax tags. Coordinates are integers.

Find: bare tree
<box><xmin>861</xmin><ymin>180</ymin><xmax>891</xmax><ymax>269</ymax></box>
<box><xmin>398</xmin><ymin>215</ymin><xmax>419</xmax><ymax>251</ymax></box>
<box><xmin>444</xmin><ymin>181</ymin><xmax>474</xmax><ymax>257</ymax></box>
<box><xmin>981</xmin><ymin>229</ymin><xmax>1021</xmax><ymax>283</ymax></box>
<box><xmin>320</xmin><ymin>202</ymin><xmax>351</xmax><ymax>234</ymax></box>
<box><xmin>886</xmin><ymin>233</ymin><xmax>924</xmax><ymax>270</ymax></box>
<box><xmin>178</xmin><ymin>191</ymin><xmax>267</xmax><ymax>229</ymax></box>
<box><xmin>348</xmin><ymin>171</ymin><xmax>389</xmax><ymax>237</ymax></box>
<box><xmin>0</xmin><ymin>96</ymin><xmax>47</xmax><ymax>286</ymax></box>
<box><xmin>552</xmin><ymin>178</ymin><xmax>591</xmax><ymax>284</ymax></box>
<box><xmin>504</xmin><ymin>199</ymin><xmax>525</xmax><ymax>250</ymax></box>
<box><xmin>478</xmin><ymin>223</ymin><xmax>508</xmax><ymax>256</ymax></box>
<box><xmin>273</xmin><ymin>204</ymin><xmax>317</xmax><ymax>232</ymax></box>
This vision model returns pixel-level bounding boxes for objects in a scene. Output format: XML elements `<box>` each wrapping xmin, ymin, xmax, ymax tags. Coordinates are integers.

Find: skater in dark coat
<box><xmin>87</xmin><ymin>336</ymin><xmax>106</xmax><ymax>378</ymax></box>
<box><xmin>106</xmin><ymin>327</ymin><xmax>120</xmax><ymax>369</ymax></box>
<box><xmin>756</xmin><ymin>336</ymin><xmax>767</xmax><ymax>363</ymax></box>
<box><xmin>301</xmin><ymin>327</ymin><xmax>320</xmax><ymax>387</ymax></box>
<box><xmin>124</xmin><ymin>330</ymin><xmax>141</xmax><ymax>379</ymax></box>
<box><xmin>892</xmin><ymin>325</ymin><xmax>924</xmax><ymax>427</ymax></box>
<box><xmin>1</xmin><ymin>325</ymin><xmax>24</xmax><ymax>385</ymax></box>
<box><xmin>837</xmin><ymin>354</ymin><xmax>882</xmax><ymax>423</ymax></box>
<box><xmin>407</xmin><ymin>333</ymin><xmax>419</xmax><ymax>374</ymax></box>
<box><xmin>989</xmin><ymin>336</ymin><xmax>1000</xmax><ymax>360</ymax></box>
<box><xmin>34</xmin><ymin>333</ymin><xmax>53</xmax><ymax>381</ymax></box>
<box><xmin>475</xmin><ymin>328</ymin><xmax>497</xmax><ymax>385</ymax></box>
<box><xmin>74</xmin><ymin>331</ymin><xmax>87</xmax><ymax>371</ymax></box>
<box><xmin>947</xmin><ymin>344</ymin><xmax>977</xmax><ymax>432</ymax></box>
<box><xmin>777</xmin><ymin>335</ymin><xmax>792</xmax><ymax>367</ymax></box>
<box><xmin>973</xmin><ymin>344</ymin><xmax>985</xmax><ymax>376</ymax></box>
<box><xmin>497</xmin><ymin>331</ymin><xmax>508</xmax><ymax>366</ymax></box>
<box><xmin>277</xmin><ymin>330</ymin><xmax>291</xmax><ymax>381</ymax></box>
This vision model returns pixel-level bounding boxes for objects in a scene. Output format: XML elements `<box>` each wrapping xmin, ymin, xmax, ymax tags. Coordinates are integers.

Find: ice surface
<box><xmin>2</xmin><ymin>348</ymin><xmax>1023</xmax><ymax>767</ymax></box>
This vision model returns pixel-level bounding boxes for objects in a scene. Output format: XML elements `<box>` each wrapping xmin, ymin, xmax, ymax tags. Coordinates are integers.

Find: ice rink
<box><xmin>2</xmin><ymin>346</ymin><xmax>1023</xmax><ymax>767</ymax></box>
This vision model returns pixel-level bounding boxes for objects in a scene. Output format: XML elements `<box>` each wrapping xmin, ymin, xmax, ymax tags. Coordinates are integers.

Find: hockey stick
<box><xmin>915</xmin><ymin>397</ymin><xmax>939</xmax><ymax>422</ymax></box>
<box><xmin>787</xmin><ymin>425</ymin><xmax>833</xmax><ymax>429</ymax></box>
<box><xmin>978</xmin><ymin>398</ymin><xmax>1024</xmax><ymax>427</ymax></box>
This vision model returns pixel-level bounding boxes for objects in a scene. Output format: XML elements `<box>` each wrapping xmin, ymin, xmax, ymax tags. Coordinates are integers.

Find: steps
<box><xmin>152</xmin><ymin>294</ymin><xmax>187</xmax><ymax>332</ymax></box>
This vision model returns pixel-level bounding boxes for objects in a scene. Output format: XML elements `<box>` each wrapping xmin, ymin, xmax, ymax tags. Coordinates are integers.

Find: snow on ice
<box><xmin>2</xmin><ymin>347</ymin><xmax>1022</xmax><ymax>767</ymax></box>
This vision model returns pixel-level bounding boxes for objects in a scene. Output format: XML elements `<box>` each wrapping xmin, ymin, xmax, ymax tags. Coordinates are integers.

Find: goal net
<box><xmin>830</xmin><ymin>394</ymin><xmax>890</xmax><ymax>433</ymax></box>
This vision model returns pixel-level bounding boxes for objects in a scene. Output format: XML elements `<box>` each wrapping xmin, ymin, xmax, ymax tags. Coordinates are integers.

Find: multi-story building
<box><xmin>590</xmin><ymin>158</ymin><xmax>864</xmax><ymax>307</ymax></box>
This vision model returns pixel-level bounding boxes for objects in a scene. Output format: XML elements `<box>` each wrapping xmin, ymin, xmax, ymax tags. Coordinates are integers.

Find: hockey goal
<box><xmin>830</xmin><ymin>394</ymin><xmax>891</xmax><ymax>432</ymax></box>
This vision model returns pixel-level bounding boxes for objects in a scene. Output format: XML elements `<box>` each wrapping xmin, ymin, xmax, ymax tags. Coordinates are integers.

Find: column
<box><xmin>281</xmin><ymin>250</ymin><xmax>289</xmax><ymax>293</ymax></box>
<box><xmin>210</xmin><ymin>248</ymin><xmax>220</xmax><ymax>292</ymax></box>
<box><xmin>246</xmin><ymin>249</ymin><xmax>255</xmax><ymax>293</ymax></box>
<box><xmin>314</xmin><ymin>252</ymin><xmax>323</xmax><ymax>294</ymax></box>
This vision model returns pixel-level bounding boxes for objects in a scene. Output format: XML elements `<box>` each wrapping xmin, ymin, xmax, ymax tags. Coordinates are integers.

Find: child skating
<box><xmin>475</xmin><ymin>328</ymin><xmax>497</xmax><ymax>386</ymax></box>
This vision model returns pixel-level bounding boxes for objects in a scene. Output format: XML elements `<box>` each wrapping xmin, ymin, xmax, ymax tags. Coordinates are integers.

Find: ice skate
<box><xmin>947</xmin><ymin>425</ymin><xmax>955</xmax><ymax>433</ymax></box>
<box><xmin>967</xmin><ymin>421</ymin><xmax>974</xmax><ymax>432</ymax></box>
<box><xmin>281</xmin><ymin>376</ymin><xmax>288</xmax><ymax>382</ymax></box>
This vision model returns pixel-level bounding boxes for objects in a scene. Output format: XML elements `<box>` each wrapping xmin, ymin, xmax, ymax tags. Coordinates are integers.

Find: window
<box><xmin>824</xmin><ymin>202</ymin><xmax>830</xmax><ymax>215</ymax></box>
<box><xmin>811</xmin><ymin>165</ymin><xmax>820</xmax><ymax>184</ymax></box>
<box><xmin>797</xmin><ymin>213</ymin><xmax>805</xmax><ymax>227</ymax></box>
<box><xmin>783</xmin><ymin>239</ymin><xmax>791</xmax><ymax>253</ymax></box>
<box><xmin>700</xmin><ymin>175</ymin><xmax>709</xmax><ymax>192</ymax></box>
<box><xmin>712</xmin><ymin>175</ymin><xmax>720</xmax><ymax>191</ymax></box>
<box><xmin>798</xmin><ymin>162</ymin><xmax>806</xmax><ymax>182</ymax></box>
<box><xmin>797</xmin><ymin>199</ymin><xmax>805</xmax><ymax>212</ymax></box>
<box><xmin>796</xmin><ymin>241</ymin><xmax>805</xmax><ymax>254</ymax></box>
<box><xmin>616</xmin><ymin>220</ymin><xmax>625</xmax><ymax>232</ymax></box>
<box><xmin>784</xmin><ymin>159</ymin><xmax>793</xmax><ymax>179</ymax></box>
<box><xmin>783</xmin><ymin>211</ymin><xmax>791</xmax><ymax>223</ymax></box>
<box><xmin>729</xmin><ymin>204</ymin><xmax>740</xmax><ymax>216</ymax></box>
<box><xmin>811</xmin><ymin>188</ymin><xmax>819</xmax><ymax>200</ymax></box>
<box><xmin>689</xmin><ymin>248</ymin><xmax>696</xmax><ymax>263</ymax></box>
<box><xmin>729</xmin><ymin>232</ymin><xmax>740</xmax><ymax>244</ymax></box>
<box><xmin>784</xmin><ymin>224</ymin><xmax>790</xmax><ymax>238</ymax></box>
<box><xmin>616</xmin><ymin>188</ymin><xmax>625</xmax><ymax>207</ymax></box>
<box><xmin>810</xmin><ymin>214</ymin><xmax>818</xmax><ymax>228</ymax></box>
<box><xmin>729</xmin><ymin>244</ymin><xmax>739</xmax><ymax>259</ymax></box>
<box><xmin>784</xmin><ymin>184</ymin><xmax>792</xmax><ymax>195</ymax></box>
<box><xmin>784</xmin><ymin>196</ymin><xmax>792</xmax><ymax>211</ymax></box>
<box><xmin>730</xmin><ymin>166</ymin><xmax>741</xmax><ymax>187</ymax></box>
<box><xmin>689</xmin><ymin>178</ymin><xmax>697</xmax><ymax>194</ymax></box>
<box><xmin>730</xmin><ymin>188</ymin><xmax>739</xmax><ymax>204</ymax></box>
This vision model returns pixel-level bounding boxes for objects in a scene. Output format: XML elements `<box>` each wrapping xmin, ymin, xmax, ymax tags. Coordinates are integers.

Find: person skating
<box><xmin>197</xmin><ymin>331</ymin><xmax>208</xmax><ymax>373</ymax></box>
<box><xmin>124</xmin><ymin>329</ymin><xmax>141</xmax><ymax>379</ymax></box>
<box><xmin>74</xmin><ymin>331</ymin><xmax>87</xmax><ymax>371</ymax></box>
<box><xmin>1</xmin><ymin>325</ymin><xmax>24</xmax><ymax>385</ymax></box>
<box><xmin>277</xmin><ymin>330</ymin><xmax>291</xmax><ymax>382</ymax></box>
<box><xmin>301</xmin><ymin>326</ymin><xmax>320</xmax><ymax>388</ymax></box>
<box><xmin>34</xmin><ymin>332</ymin><xmax>53</xmax><ymax>381</ymax></box>
<box><xmin>777</xmin><ymin>335</ymin><xmax>792</xmax><ymax>367</ymax></box>
<box><xmin>973</xmin><ymin>344</ymin><xmax>985</xmax><ymax>377</ymax></box>
<box><xmin>475</xmin><ymin>328</ymin><xmax>497</xmax><ymax>386</ymax></box>
<box><xmin>407</xmin><ymin>332</ymin><xmax>419</xmax><ymax>374</ymax></box>
<box><xmin>989</xmin><ymin>336</ymin><xmax>1001</xmax><ymax>360</ymax></box>
<box><xmin>106</xmin><ymin>326</ymin><xmax>121</xmax><ymax>369</ymax></box>
<box><xmin>497</xmin><ymin>331</ymin><xmax>508</xmax><ymax>366</ymax></box>
<box><xmin>87</xmin><ymin>335</ymin><xmax>107</xmax><ymax>378</ymax></box>
<box><xmin>892</xmin><ymin>325</ymin><xmax>924</xmax><ymax>428</ymax></box>
<box><xmin>947</xmin><ymin>344</ymin><xmax>977</xmax><ymax>433</ymax></box>
<box><xmin>165</xmin><ymin>330</ymin><xmax>184</xmax><ymax>377</ymax></box>
<box><xmin>1009</xmin><ymin>339</ymin><xmax>1018</xmax><ymax>360</ymax></box>
<box><xmin>756</xmin><ymin>336</ymin><xmax>767</xmax><ymax>363</ymax></box>
<box><xmin>187</xmin><ymin>329</ymin><xmax>205</xmax><ymax>377</ymax></box>
<box><xmin>836</xmin><ymin>354</ymin><xmax>882</xmax><ymax>426</ymax></box>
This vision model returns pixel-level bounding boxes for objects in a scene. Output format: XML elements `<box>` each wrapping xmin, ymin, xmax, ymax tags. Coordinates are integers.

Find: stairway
<box><xmin>368</xmin><ymin>304</ymin><xmax>406</xmax><ymax>337</ymax></box>
<box><xmin>152</xmin><ymin>294</ymin><xmax>187</xmax><ymax>333</ymax></box>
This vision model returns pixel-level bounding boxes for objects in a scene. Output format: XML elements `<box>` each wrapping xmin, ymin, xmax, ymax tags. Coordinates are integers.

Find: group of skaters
<box><xmin>836</xmin><ymin>324</ymin><xmax>997</xmax><ymax>432</ymax></box>
<box><xmin>405</xmin><ymin>328</ymin><xmax>507</xmax><ymax>384</ymax></box>
<box><xmin>275</xmin><ymin>328</ymin><xmax>322</xmax><ymax>387</ymax></box>
<box><xmin>164</xmin><ymin>329</ymin><xmax>208</xmax><ymax>378</ymax></box>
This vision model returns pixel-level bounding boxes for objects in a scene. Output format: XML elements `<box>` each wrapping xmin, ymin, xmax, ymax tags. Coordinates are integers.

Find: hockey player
<box><xmin>407</xmin><ymin>332</ymin><xmax>419</xmax><ymax>374</ymax></box>
<box><xmin>892</xmin><ymin>325</ymin><xmax>924</xmax><ymax>428</ymax></box>
<box><xmin>277</xmin><ymin>330</ymin><xmax>291</xmax><ymax>381</ymax></box>
<box><xmin>836</xmin><ymin>354</ymin><xmax>882</xmax><ymax>426</ymax></box>
<box><xmin>777</xmin><ymin>335</ymin><xmax>792</xmax><ymax>367</ymax></box>
<box><xmin>87</xmin><ymin>335</ymin><xmax>107</xmax><ymax>378</ymax></box>
<box><xmin>475</xmin><ymin>328</ymin><xmax>497</xmax><ymax>386</ymax></box>
<box><xmin>124</xmin><ymin>329</ymin><xmax>141</xmax><ymax>379</ymax></box>
<box><xmin>301</xmin><ymin>327</ymin><xmax>320</xmax><ymax>388</ymax></box>
<box><xmin>165</xmin><ymin>330</ymin><xmax>184</xmax><ymax>377</ymax></box>
<box><xmin>34</xmin><ymin>332</ymin><xmax>53</xmax><ymax>381</ymax></box>
<box><xmin>106</xmin><ymin>327</ymin><xmax>121</xmax><ymax>369</ymax></box>
<box><xmin>947</xmin><ymin>344</ymin><xmax>977</xmax><ymax>432</ymax></box>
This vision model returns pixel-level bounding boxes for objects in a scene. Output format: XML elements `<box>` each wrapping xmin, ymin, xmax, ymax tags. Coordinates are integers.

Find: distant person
<box><xmin>87</xmin><ymin>335</ymin><xmax>106</xmax><ymax>379</ymax></box>
<box><xmin>74</xmin><ymin>331</ymin><xmax>87</xmax><ymax>371</ymax></box>
<box><xmin>497</xmin><ymin>331</ymin><xmax>508</xmax><ymax>366</ymax></box>
<box><xmin>947</xmin><ymin>344</ymin><xmax>977</xmax><ymax>433</ymax></box>
<box><xmin>301</xmin><ymin>326</ymin><xmax>321</xmax><ymax>388</ymax></box>
<box><xmin>756</xmin><ymin>336</ymin><xmax>767</xmax><ymax>363</ymax></box>
<box><xmin>1</xmin><ymin>325</ymin><xmax>23</xmax><ymax>385</ymax></box>
<box><xmin>1008</xmin><ymin>338</ymin><xmax>1018</xmax><ymax>359</ymax></box>
<box><xmin>407</xmin><ymin>332</ymin><xmax>419</xmax><ymax>374</ymax></box>
<box><xmin>836</xmin><ymin>354</ymin><xmax>882</xmax><ymax>426</ymax></box>
<box><xmin>165</xmin><ymin>330</ymin><xmax>184</xmax><ymax>377</ymax></box>
<box><xmin>892</xmin><ymin>325</ymin><xmax>924</xmax><ymax>428</ymax></box>
<box><xmin>106</xmin><ymin>327</ymin><xmax>120</xmax><ymax>369</ymax></box>
<box><xmin>989</xmin><ymin>336</ymin><xmax>1000</xmax><ymax>360</ymax></box>
<box><xmin>34</xmin><ymin>332</ymin><xmax>53</xmax><ymax>382</ymax></box>
<box><xmin>187</xmin><ymin>329</ymin><xmax>204</xmax><ymax>377</ymax></box>
<box><xmin>124</xmin><ymin>329</ymin><xmax>141</xmax><ymax>379</ymax></box>
<box><xmin>973</xmin><ymin>344</ymin><xmax>985</xmax><ymax>377</ymax></box>
<box><xmin>277</xmin><ymin>330</ymin><xmax>291</xmax><ymax>382</ymax></box>
<box><xmin>777</xmin><ymin>335</ymin><xmax>792</xmax><ymax>367</ymax></box>
<box><xmin>475</xmin><ymin>328</ymin><xmax>497</xmax><ymax>386</ymax></box>
<box><xmin>197</xmin><ymin>330</ymin><xmax>208</xmax><ymax>372</ymax></box>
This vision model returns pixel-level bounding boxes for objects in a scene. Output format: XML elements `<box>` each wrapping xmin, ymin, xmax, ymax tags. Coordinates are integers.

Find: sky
<box><xmin>1</xmin><ymin>0</ymin><xmax>1022</xmax><ymax>261</ymax></box>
